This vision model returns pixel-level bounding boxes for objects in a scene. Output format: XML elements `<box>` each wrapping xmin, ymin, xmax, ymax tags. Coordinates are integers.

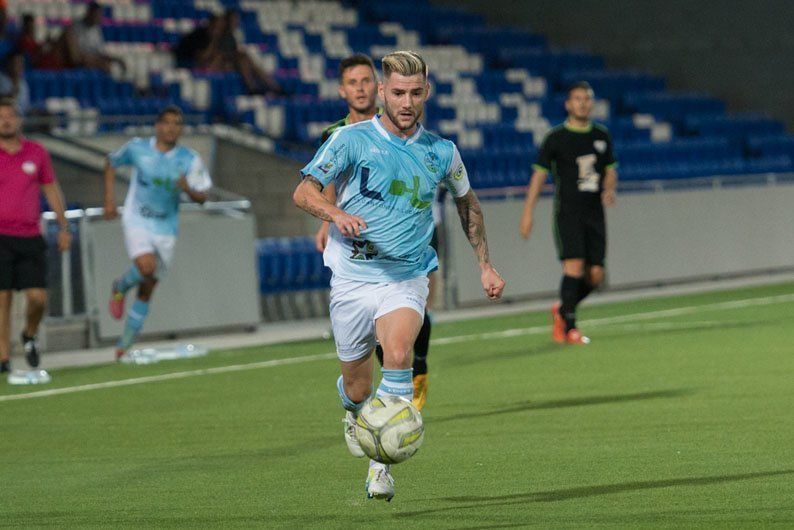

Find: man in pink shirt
<box><xmin>0</xmin><ymin>98</ymin><xmax>71</xmax><ymax>373</ymax></box>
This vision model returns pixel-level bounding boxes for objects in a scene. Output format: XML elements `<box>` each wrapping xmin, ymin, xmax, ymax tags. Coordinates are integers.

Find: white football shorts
<box><xmin>329</xmin><ymin>275</ymin><xmax>429</xmax><ymax>362</ymax></box>
<box><xmin>123</xmin><ymin>223</ymin><xmax>177</xmax><ymax>277</ymax></box>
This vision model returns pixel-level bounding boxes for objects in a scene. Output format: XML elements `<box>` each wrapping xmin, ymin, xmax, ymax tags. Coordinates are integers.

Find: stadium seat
<box><xmin>10</xmin><ymin>0</ymin><xmax>793</xmax><ymax>221</ymax></box>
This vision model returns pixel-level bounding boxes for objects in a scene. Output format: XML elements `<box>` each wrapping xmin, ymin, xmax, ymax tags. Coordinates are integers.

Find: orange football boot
<box><xmin>566</xmin><ymin>328</ymin><xmax>591</xmax><ymax>345</ymax></box>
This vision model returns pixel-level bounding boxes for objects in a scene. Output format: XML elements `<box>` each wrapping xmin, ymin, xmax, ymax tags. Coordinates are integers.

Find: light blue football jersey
<box><xmin>109</xmin><ymin>137</ymin><xmax>212</xmax><ymax>235</ymax></box>
<box><xmin>300</xmin><ymin>116</ymin><xmax>471</xmax><ymax>283</ymax></box>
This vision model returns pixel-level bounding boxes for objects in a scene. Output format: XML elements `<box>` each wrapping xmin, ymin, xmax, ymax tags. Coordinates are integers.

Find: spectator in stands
<box><xmin>0</xmin><ymin>51</ymin><xmax>29</xmax><ymax>115</ymax></box>
<box><xmin>15</xmin><ymin>13</ymin><xmax>65</xmax><ymax>70</ymax></box>
<box><xmin>0</xmin><ymin>2</ymin><xmax>18</xmax><ymax>66</ymax></box>
<box><xmin>202</xmin><ymin>9</ymin><xmax>281</xmax><ymax>95</ymax></box>
<box><xmin>22</xmin><ymin>3</ymin><xmax>124</xmax><ymax>73</ymax></box>
<box><xmin>69</xmin><ymin>1</ymin><xmax>125</xmax><ymax>74</ymax></box>
<box><xmin>17</xmin><ymin>13</ymin><xmax>73</xmax><ymax>71</ymax></box>
<box><xmin>173</xmin><ymin>14</ymin><xmax>219</xmax><ymax>69</ymax></box>
<box><xmin>0</xmin><ymin>97</ymin><xmax>71</xmax><ymax>373</ymax></box>
<box><xmin>17</xmin><ymin>14</ymin><xmax>39</xmax><ymax>65</ymax></box>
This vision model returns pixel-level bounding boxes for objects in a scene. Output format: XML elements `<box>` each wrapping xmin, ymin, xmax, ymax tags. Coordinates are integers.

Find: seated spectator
<box><xmin>16</xmin><ymin>14</ymin><xmax>40</xmax><ymax>66</ymax></box>
<box><xmin>69</xmin><ymin>1</ymin><xmax>125</xmax><ymax>73</ymax></box>
<box><xmin>24</xmin><ymin>2</ymin><xmax>125</xmax><ymax>73</ymax></box>
<box><xmin>174</xmin><ymin>14</ymin><xmax>218</xmax><ymax>69</ymax></box>
<box><xmin>201</xmin><ymin>10</ymin><xmax>281</xmax><ymax>96</ymax></box>
<box><xmin>17</xmin><ymin>13</ymin><xmax>81</xmax><ymax>71</ymax></box>
<box><xmin>0</xmin><ymin>51</ymin><xmax>29</xmax><ymax>115</ymax></box>
<box><xmin>0</xmin><ymin>3</ymin><xmax>18</xmax><ymax>66</ymax></box>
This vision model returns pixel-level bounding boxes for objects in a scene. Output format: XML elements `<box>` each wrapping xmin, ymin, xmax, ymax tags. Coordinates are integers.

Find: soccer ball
<box><xmin>354</xmin><ymin>395</ymin><xmax>424</xmax><ymax>464</ymax></box>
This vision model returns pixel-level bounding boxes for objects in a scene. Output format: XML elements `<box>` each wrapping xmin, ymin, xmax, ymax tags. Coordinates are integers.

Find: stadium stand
<box><xmin>6</xmin><ymin>0</ymin><xmax>794</xmax><ymax>303</ymax></box>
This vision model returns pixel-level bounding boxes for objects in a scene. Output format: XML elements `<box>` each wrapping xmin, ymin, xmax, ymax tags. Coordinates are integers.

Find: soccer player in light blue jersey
<box><xmin>294</xmin><ymin>51</ymin><xmax>506</xmax><ymax>501</ymax></box>
<box><xmin>103</xmin><ymin>106</ymin><xmax>212</xmax><ymax>360</ymax></box>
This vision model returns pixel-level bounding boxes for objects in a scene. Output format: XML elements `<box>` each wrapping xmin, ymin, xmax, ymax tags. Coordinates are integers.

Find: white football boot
<box><xmin>343</xmin><ymin>411</ymin><xmax>366</xmax><ymax>458</ymax></box>
<box><xmin>366</xmin><ymin>463</ymin><xmax>395</xmax><ymax>501</ymax></box>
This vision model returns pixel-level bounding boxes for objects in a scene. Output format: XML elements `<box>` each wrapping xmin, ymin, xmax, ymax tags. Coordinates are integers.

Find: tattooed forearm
<box><xmin>301</xmin><ymin>199</ymin><xmax>334</xmax><ymax>222</ymax></box>
<box><xmin>455</xmin><ymin>190</ymin><xmax>490</xmax><ymax>265</ymax></box>
<box><xmin>295</xmin><ymin>175</ymin><xmax>335</xmax><ymax>221</ymax></box>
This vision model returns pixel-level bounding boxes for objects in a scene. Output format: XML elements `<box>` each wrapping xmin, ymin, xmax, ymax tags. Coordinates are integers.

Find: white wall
<box><xmin>85</xmin><ymin>210</ymin><xmax>261</xmax><ymax>342</ymax></box>
<box><xmin>446</xmin><ymin>182</ymin><xmax>794</xmax><ymax>306</ymax></box>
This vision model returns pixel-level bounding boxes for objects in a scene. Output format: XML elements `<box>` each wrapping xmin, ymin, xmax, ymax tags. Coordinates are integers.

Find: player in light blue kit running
<box><xmin>103</xmin><ymin>106</ymin><xmax>212</xmax><ymax>360</ymax></box>
<box><xmin>294</xmin><ymin>51</ymin><xmax>506</xmax><ymax>501</ymax></box>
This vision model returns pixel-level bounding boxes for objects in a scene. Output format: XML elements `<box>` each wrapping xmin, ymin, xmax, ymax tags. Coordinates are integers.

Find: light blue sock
<box><xmin>117</xmin><ymin>299</ymin><xmax>149</xmax><ymax>350</ymax></box>
<box><xmin>376</xmin><ymin>368</ymin><xmax>414</xmax><ymax>401</ymax></box>
<box><xmin>337</xmin><ymin>375</ymin><xmax>368</xmax><ymax>413</ymax></box>
<box><xmin>115</xmin><ymin>265</ymin><xmax>143</xmax><ymax>294</ymax></box>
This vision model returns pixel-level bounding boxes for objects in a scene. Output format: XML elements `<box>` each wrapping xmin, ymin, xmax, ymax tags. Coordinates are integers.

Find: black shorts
<box><xmin>554</xmin><ymin>209</ymin><xmax>606</xmax><ymax>266</ymax></box>
<box><xmin>0</xmin><ymin>234</ymin><xmax>47</xmax><ymax>291</ymax></box>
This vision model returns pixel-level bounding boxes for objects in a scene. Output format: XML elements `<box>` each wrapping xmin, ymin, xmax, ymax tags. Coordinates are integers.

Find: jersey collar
<box><xmin>345</xmin><ymin>107</ymin><xmax>382</xmax><ymax>126</ymax></box>
<box><xmin>372</xmin><ymin>115</ymin><xmax>424</xmax><ymax>146</ymax></box>
<box><xmin>563</xmin><ymin>120</ymin><xmax>593</xmax><ymax>133</ymax></box>
<box><xmin>149</xmin><ymin>136</ymin><xmax>179</xmax><ymax>157</ymax></box>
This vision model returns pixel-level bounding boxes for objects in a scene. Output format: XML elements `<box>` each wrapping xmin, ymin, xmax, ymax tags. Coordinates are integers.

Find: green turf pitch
<box><xmin>1</xmin><ymin>282</ymin><xmax>793</xmax><ymax>528</ymax></box>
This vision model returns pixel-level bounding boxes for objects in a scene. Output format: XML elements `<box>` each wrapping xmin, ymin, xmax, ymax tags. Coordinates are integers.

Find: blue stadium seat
<box><xmin>22</xmin><ymin>0</ymin><xmax>794</xmax><ymax>199</ymax></box>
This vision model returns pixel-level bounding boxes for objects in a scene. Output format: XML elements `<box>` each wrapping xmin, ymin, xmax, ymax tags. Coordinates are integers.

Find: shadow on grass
<box><xmin>395</xmin><ymin>469</ymin><xmax>794</xmax><ymax>518</ymax></box>
<box><xmin>91</xmin><ymin>435</ymin><xmax>342</xmax><ymax>487</ymax></box>
<box><xmin>430</xmin><ymin>388</ymin><xmax>694</xmax><ymax>425</ymax></box>
<box><xmin>449</xmin><ymin>342</ymin><xmax>563</xmax><ymax>368</ymax></box>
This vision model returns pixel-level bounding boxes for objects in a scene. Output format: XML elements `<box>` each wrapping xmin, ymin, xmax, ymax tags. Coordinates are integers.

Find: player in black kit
<box><xmin>519</xmin><ymin>81</ymin><xmax>618</xmax><ymax>344</ymax></box>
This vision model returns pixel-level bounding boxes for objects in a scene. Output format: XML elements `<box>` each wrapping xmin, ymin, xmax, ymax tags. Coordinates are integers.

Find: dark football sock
<box><xmin>375</xmin><ymin>344</ymin><xmax>384</xmax><ymax>366</ymax></box>
<box><xmin>577</xmin><ymin>281</ymin><xmax>594</xmax><ymax>304</ymax></box>
<box><xmin>560</xmin><ymin>275</ymin><xmax>582</xmax><ymax>332</ymax></box>
<box><xmin>412</xmin><ymin>312</ymin><xmax>432</xmax><ymax>375</ymax></box>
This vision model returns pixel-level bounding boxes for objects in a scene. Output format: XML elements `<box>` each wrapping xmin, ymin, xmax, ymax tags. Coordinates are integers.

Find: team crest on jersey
<box><xmin>321</xmin><ymin>143</ymin><xmax>346</xmax><ymax>173</ymax></box>
<box><xmin>21</xmin><ymin>161</ymin><xmax>37</xmax><ymax>175</ymax></box>
<box><xmin>424</xmin><ymin>152</ymin><xmax>440</xmax><ymax>173</ymax></box>
<box><xmin>593</xmin><ymin>140</ymin><xmax>607</xmax><ymax>153</ymax></box>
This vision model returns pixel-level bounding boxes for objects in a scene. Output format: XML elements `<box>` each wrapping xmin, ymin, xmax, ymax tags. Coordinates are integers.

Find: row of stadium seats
<box><xmin>28</xmin><ymin>70</ymin><xmax>134</xmax><ymax>103</ymax></box>
<box><xmin>256</xmin><ymin>237</ymin><xmax>331</xmax><ymax>295</ymax></box>
<box><xmin>12</xmin><ymin>0</ymin><xmax>794</xmax><ymax>184</ymax></box>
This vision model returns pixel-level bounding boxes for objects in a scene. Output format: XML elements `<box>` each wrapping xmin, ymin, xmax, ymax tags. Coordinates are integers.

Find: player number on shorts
<box><xmin>576</xmin><ymin>154</ymin><xmax>599</xmax><ymax>192</ymax></box>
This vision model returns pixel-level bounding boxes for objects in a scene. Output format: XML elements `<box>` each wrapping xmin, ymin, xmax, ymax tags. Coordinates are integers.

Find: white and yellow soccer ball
<box><xmin>354</xmin><ymin>395</ymin><xmax>424</xmax><ymax>464</ymax></box>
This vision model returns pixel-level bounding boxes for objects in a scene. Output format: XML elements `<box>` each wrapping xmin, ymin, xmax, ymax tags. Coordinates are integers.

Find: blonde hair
<box><xmin>381</xmin><ymin>50</ymin><xmax>428</xmax><ymax>79</ymax></box>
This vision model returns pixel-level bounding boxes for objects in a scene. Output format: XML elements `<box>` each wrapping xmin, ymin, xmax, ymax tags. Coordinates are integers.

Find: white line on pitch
<box><xmin>0</xmin><ymin>352</ymin><xmax>336</xmax><ymax>403</ymax></box>
<box><xmin>1</xmin><ymin>292</ymin><xmax>791</xmax><ymax>403</ymax></box>
<box><xmin>433</xmin><ymin>293</ymin><xmax>794</xmax><ymax>345</ymax></box>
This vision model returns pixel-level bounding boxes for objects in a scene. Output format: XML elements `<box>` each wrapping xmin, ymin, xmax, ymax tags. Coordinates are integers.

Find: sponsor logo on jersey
<box><xmin>350</xmin><ymin>239</ymin><xmax>378</xmax><ymax>260</ymax></box>
<box><xmin>594</xmin><ymin>140</ymin><xmax>607</xmax><ymax>153</ymax></box>
<box><xmin>138</xmin><ymin>205</ymin><xmax>168</xmax><ymax>219</ymax></box>
<box><xmin>389</xmin><ymin>176</ymin><xmax>431</xmax><ymax>210</ymax></box>
<box><xmin>452</xmin><ymin>163</ymin><xmax>465</xmax><ymax>180</ymax></box>
<box><xmin>21</xmin><ymin>161</ymin><xmax>36</xmax><ymax>175</ymax></box>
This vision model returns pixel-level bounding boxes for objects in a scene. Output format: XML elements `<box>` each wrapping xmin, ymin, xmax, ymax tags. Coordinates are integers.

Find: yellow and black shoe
<box><xmin>412</xmin><ymin>373</ymin><xmax>428</xmax><ymax>411</ymax></box>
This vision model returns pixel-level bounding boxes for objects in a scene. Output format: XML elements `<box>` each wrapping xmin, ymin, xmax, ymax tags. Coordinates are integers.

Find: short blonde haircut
<box><xmin>381</xmin><ymin>50</ymin><xmax>428</xmax><ymax>79</ymax></box>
